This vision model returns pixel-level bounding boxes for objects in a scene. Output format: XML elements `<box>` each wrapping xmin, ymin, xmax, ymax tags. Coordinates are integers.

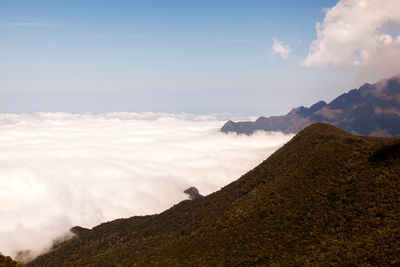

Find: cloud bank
<box><xmin>0</xmin><ymin>112</ymin><xmax>293</xmax><ymax>260</ymax></box>
<box><xmin>272</xmin><ymin>38</ymin><xmax>291</xmax><ymax>59</ymax></box>
<box><xmin>303</xmin><ymin>0</ymin><xmax>400</xmax><ymax>80</ymax></box>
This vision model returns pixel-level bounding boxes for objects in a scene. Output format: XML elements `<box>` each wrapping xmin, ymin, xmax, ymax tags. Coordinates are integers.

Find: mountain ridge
<box><xmin>28</xmin><ymin>123</ymin><xmax>400</xmax><ymax>266</ymax></box>
<box><xmin>221</xmin><ymin>74</ymin><xmax>400</xmax><ymax>136</ymax></box>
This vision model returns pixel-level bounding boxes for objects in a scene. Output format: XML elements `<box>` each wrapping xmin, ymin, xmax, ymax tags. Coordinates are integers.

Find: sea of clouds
<box><xmin>0</xmin><ymin>112</ymin><xmax>293</xmax><ymax>260</ymax></box>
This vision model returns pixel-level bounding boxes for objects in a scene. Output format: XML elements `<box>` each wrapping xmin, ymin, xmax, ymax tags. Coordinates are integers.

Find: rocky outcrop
<box><xmin>183</xmin><ymin>187</ymin><xmax>203</xmax><ymax>200</ymax></box>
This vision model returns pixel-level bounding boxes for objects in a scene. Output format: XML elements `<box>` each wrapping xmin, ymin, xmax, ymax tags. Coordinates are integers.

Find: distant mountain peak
<box><xmin>221</xmin><ymin>74</ymin><xmax>400</xmax><ymax>137</ymax></box>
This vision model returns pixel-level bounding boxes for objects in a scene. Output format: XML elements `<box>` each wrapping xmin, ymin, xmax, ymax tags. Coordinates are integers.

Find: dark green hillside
<box><xmin>29</xmin><ymin>123</ymin><xmax>400</xmax><ymax>266</ymax></box>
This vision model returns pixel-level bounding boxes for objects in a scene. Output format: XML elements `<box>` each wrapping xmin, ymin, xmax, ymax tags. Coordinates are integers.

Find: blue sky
<box><xmin>1</xmin><ymin>0</ymin><xmax>390</xmax><ymax>115</ymax></box>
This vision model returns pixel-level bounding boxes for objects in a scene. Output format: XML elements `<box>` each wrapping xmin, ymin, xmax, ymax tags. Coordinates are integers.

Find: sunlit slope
<box><xmin>29</xmin><ymin>123</ymin><xmax>400</xmax><ymax>266</ymax></box>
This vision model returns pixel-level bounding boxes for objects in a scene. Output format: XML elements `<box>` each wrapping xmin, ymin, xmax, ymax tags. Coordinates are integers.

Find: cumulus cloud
<box><xmin>303</xmin><ymin>0</ymin><xmax>400</xmax><ymax>80</ymax></box>
<box><xmin>272</xmin><ymin>38</ymin><xmax>291</xmax><ymax>59</ymax></box>
<box><xmin>0</xmin><ymin>112</ymin><xmax>293</xmax><ymax>260</ymax></box>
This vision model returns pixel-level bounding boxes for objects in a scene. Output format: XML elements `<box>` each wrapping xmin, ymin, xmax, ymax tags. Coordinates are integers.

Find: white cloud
<box><xmin>91</xmin><ymin>33</ymin><xmax>144</xmax><ymax>39</ymax></box>
<box><xmin>0</xmin><ymin>112</ymin><xmax>293</xmax><ymax>261</ymax></box>
<box><xmin>303</xmin><ymin>0</ymin><xmax>400</xmax><ymax>80</ymax></box>
<box><xmin>272</xmin><ymin>38</ymin><xmax>291</xmax><ymax>59</ymax></box>
<box><xmin>217</xmin><ymin>39</ymin><xmax>256</xmax><ymax>43</ymax></box>
<box><xmin>5</xmin><ymin>22</ymin><xmax>58</xmax><ymax>27</ymax></box>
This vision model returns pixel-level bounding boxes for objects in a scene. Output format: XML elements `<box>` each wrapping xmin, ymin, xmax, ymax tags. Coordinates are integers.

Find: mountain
<box><xmin>28</xmin><ymin>123</ymin><xmax>400</xmax><ymax>266</ymax></box>
<box><xmin>221</xmin><ymin>75</ymin><xmax>400</xmax><ymax>136</ymax></box>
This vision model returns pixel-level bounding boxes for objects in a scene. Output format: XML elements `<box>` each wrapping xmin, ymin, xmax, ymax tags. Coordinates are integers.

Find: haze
<box><xmin>1</xmin><ymin>0</ymin><xmax>399</xmax><ymax>115</ymax></box>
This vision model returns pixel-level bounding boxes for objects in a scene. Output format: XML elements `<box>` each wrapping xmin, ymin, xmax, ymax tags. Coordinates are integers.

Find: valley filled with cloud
<box><xmin>0</xmin><ymin>112</ymin><xmax>293</xmax><ymax>259</ymax></box>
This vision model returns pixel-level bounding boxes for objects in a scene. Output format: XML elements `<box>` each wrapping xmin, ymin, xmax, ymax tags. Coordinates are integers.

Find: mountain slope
<box><xmin>0</xmin><ymin>255</ymin><xmax>24</xmax><ymax>267</ymax></box>
<box><xmin>221</xmin><ymin>75</ymin><xmax>400</xmax><ymax>136</ymax></box>
<box><xmin>28</xmin><ymin>123</ymin><xmax>400</xmax><ymax>266</ymax></box>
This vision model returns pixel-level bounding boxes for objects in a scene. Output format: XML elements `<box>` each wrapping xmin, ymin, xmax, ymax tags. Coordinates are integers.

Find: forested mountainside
<box><xmin>29</xmin><ymin>123</ymin><xmax>400</xmax><ymax>266</ymax></box>
<box><xmin>0</xmin><ymin>255</ymin><xmax>24</xmax><ymax>267</ymax></box>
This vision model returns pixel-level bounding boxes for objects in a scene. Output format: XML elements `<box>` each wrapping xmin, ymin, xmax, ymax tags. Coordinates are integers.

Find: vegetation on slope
<box><xmin>29</xmin><ymin>123</ymin><xmax>400</xmax><ymax>266</ymax></box>
<box><xmin>0</xmin><ymin>255</ymin><xmax>24</xmax><ymax>267</ymax></box>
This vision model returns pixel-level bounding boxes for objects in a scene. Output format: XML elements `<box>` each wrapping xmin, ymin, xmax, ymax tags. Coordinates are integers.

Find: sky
<box><xmin>1</xmin><ymin>0</ymin><xmax>400</xmax><ymax>115</ymax></box>
<box><xmin>1</xmin><ymin>0</ymin><xmax>400</xmax><ymax>260</ymax></box>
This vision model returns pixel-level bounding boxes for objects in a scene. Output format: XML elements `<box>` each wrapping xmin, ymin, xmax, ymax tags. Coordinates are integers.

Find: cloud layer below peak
<box><xmin>0</xmin><ymin>112</ymin><xmax>293</xmax><ymax>261</ymax></box>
